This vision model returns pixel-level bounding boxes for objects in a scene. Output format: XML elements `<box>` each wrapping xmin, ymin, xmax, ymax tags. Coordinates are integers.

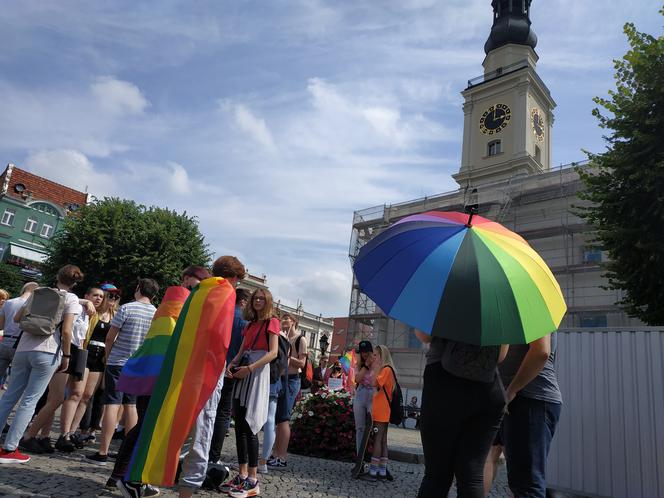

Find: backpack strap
<box><xmin>294</xmin><ymin>335</ymin><xmax>304</xmax><ymax>358</ymax></box>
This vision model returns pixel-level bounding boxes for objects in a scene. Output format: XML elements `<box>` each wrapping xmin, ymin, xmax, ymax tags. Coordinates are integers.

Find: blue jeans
<box><xmin>502</xmin><ymin>396</ymin><xmax>562</xmax><ymax>498</ymax></box>
<box><xmin>285</xmin><ymin>375</ymin><xmax>301</xmax><ymax>414</ymax></box>
<box><xmin>0</xmin><ymin>350</ymin><xmax>60</xmax><ymax>450</ymax></box>
<box><xmin>261</xmin><ymin>379</ymin><xmax>281</xmax><ymax>460</ymax></box>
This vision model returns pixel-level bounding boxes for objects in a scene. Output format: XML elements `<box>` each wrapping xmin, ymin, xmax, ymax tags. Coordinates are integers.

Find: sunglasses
<box><xmin>108</xmin><ymin>294</ymin><xmax>121</xmax><ymax>301</ymax></box>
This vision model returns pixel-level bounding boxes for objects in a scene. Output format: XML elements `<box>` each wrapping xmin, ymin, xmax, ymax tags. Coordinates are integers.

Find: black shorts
<box><xmin>86</xmin><ymin>344</ymin><xmax>106</xmax><ymax>373</ymax></box>
<box><xmin>103</xmin><ymin>364</ymin><xmax>137</xmax><ymax>405</ymax></box>
<box><xmin>64</xmin><ymin>344</ymin><xmax>88</xmax><ymax>382</ymax></box>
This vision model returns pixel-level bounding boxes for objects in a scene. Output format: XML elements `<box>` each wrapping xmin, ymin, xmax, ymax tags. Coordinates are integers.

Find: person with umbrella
<box><xmin>353</xmin><ymin>210</ymin><xmax>567</xmax><ymax>498</ymax></box>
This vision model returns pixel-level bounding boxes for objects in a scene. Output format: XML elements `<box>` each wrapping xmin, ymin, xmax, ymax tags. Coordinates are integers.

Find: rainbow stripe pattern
<box><xmin>353</xmin><ymin>211</ymin><xmax>567</xmax><ymax>346</ymax></box>
<box><xmin>116</xmin><ymin>286</ymin><xmax>190</xmax><ymax>396</ymax></box>
<box><xmin>127</xmin><ymin>277</ymin><xmax>236</xmax><ymax>486</ymax></box>
<box><xmin>339</xmin><ymin>349</ymin><xmax>355</xmax><ymax>375</ymax></box>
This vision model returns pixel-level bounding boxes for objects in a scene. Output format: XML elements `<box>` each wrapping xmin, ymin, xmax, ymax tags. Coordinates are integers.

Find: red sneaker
<box><xmin>0</xmin><ymin>448</ymin><xmax>31</xmax><ymax>464</ymax></box>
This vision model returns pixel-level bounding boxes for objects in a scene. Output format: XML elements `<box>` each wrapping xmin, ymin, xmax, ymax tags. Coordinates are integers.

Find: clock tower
<box><xmin>453</xmin><ymin>0</ymin><xmax>555</xmax><ymax>187</ymax></box>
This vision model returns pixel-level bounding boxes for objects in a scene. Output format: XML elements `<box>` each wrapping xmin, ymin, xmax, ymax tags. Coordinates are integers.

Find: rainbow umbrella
<box><xmin>352</xmin><ymin>211</ymin><xmax>566</xmax><ymax>345</ymax></box>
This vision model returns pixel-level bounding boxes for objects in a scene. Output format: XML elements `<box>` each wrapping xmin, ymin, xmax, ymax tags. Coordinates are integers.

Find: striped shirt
<box><xmin>107</xmin><ymin>301</ymin><xmax>156</xmax><ymax>367</ymax></box>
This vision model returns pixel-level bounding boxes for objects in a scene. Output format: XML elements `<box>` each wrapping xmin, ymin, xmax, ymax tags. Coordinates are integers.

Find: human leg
<box><xmin>97</xmin><ymin>365</ymin><xmax>125</xmax><ymax>456</ymax></box>
<box><xmin>416</xmin><ymin>363</ymin><xmax>459</xmax><ymax>498</ymax></box>
<box><xmin>111</xmin><ymin>396</ymin><xmax>150</xmax><ymax>480</ymax></box>
<box><xmin>483</xmin><ymin>444</ymin><xmax>504</xmax><ymax>497</ymax></box>
<box><xmin>179</xmin><ymin>375</ymin><xmax>225</xmax><ymax>493</ymax></box>
<box><xmin>353</xmin><ymin>385</ymin><xmax>372</xmax><ymax>455</ymax></box>
<box><xmin>370</xmin><ymin>422</ymin><xmax>388</xmax><ymax>477</ymax></box>
<box><xmin>261</xmin><ymin>395</ymin><xmax>278</xmax><ymax>463</ymax></box>
<box><xmin>27</xmin><ymin>371</ymin><xmax>67</xmax><ymax>439</ymax></box>
<box><xmin>70</xmin><ymin>370</ymin><xmax>101</xmax><ymax>433</ymax></box>
<box><xmin>208</xmin><ymin>377</ymin><xmax>235</xmax><ymax>463</ymax></box>
<box><xmin>3</xmin><ymin>352</ymin><xmax>59</xmax><ymax>451</ymax></box>
<box><xmin>0</xmin><ymin>352</ymin><xmax>33</xmax><ymax>441</ymax></box>
<box><xmin>60</xmin><ymin>369</ymin><xmax>88</xmax><ymax>435</ymax></box>
<box><xmin>502</xmin><ymin>397</ymin><xmax>562</xmax><ymax>498</ymax></box>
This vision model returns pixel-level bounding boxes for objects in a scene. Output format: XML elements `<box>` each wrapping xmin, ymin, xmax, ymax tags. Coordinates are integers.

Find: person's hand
<box><xmin>233</xmin><ymin>365</ymin><xmax>251</xmax><ymax>379</ymax></box>
<box><xmin>58</xmin><ymin>357</ymin><xmax>70</xmax><ymax>373</ymax></box>
<box><xmin>83</xmin><ymin>300</ymin><xmax>96</xmax><ymax>317</ymax></box>
<box><xmin>225</xmin><ymin>363</ymin><xmax>237</xmax><ymax>379</ymax></box>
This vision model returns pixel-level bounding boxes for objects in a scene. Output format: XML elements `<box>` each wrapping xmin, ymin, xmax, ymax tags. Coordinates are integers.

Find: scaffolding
<box><xmin>345</xmin><ymin>161</ymin><xmax>640</xmax><ymax>389</ymax></box>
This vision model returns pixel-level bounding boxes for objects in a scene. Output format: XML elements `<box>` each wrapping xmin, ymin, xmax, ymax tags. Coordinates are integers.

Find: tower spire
<box><xmin>484</xmin><ymin>0</ymin><xmax>537</xmax><ymax>54</ymax></box>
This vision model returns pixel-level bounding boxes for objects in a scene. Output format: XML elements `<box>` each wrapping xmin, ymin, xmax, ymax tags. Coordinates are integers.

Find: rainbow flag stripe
<box><xmin>339</xmin><ymin>349</ymin><xmax>355</xmax><ymax>375</ymax></box>
<box><xmin>127</xmin><ymin>277</ymin><xmax>235</xmax><ymax>486</ymax></box>
<box><xmin>116</xmin><ymin>286</ymin><xmax>190</xmax><ymax>396</ymax></box>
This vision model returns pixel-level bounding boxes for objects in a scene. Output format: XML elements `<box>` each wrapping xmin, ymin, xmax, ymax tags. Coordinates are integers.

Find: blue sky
<box><xmin>1</xmin><ymin>1</ymin><xmax>661</xmax><ymax>316</ymax></box>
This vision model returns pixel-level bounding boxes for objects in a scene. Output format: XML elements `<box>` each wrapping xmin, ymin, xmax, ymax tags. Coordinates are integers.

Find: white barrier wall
<box><xmin>549</xmin><ymin>328</ymin><xmax>664</xmax><ymax>498</ymax></box>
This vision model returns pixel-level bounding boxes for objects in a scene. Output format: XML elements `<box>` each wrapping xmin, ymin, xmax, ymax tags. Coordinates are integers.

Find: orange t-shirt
<box><xmin>372</xmin><ymin>366</ymin><xmax>395</xmax><ymax>423</ymax></box>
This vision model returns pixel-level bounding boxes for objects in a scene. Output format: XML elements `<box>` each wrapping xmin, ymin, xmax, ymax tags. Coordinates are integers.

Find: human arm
<box><xmin>13</xmin><ymin>306</ymin><xmax>26</xmax><ymax>323</ymax></box>
<box><xmin>104</xmin><ymin>326</ymin><xmax>120</xmax><ymax>363</ymax></box>
<box><xmin>79</xmin><ymin>299</ymin><xmax>96</xmax><ymax>317</ymax></box>
<box><xmin>499</xmin><ymin>344</ymin><xmax>509</xmax><ymax>363</ymax></box>
<box><xmin>505</xmin><ymin>335</ymin><xmax>551</xmax><ymax>403</ymax></box>
<box><xmin>289</xmin><ymin>335</ymin><xmax>307</xmax><ymax>370</ymax></box>
<box><xmin>225</xmin><ymin>335</ymin><xmax>248</xmax><ymax>379</ymax></box>
<box><xmin>234</xmin><ymin>330</ymin><xmax>279</xmax><ymax>379</ymax></box>
<box><xmin>57</xmin><ymin>313</ymin><xmax>75</xmax><ymax>372</ymax></box>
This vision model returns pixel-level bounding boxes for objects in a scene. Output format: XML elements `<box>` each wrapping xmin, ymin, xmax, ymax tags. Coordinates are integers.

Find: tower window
<box><xmin>535</xmin><ymin>145</ymin><xmax>541</xmax><ymax>162</ymax></box>
<box><xmin>487</xmin><ymin>140</ymin><xmax>502</xmax><ymax>156</ymax></box>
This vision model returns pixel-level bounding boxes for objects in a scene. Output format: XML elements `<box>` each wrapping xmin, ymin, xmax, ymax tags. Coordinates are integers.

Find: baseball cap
<box><xmin>357</xmin><ymin>340</ymin><xmax>373</xmax><ymax>353</ymax></box>
<box><xmin>100</xmin><ymin>282</ymin><xmax>121</xmax><ymax>294</ymax></box>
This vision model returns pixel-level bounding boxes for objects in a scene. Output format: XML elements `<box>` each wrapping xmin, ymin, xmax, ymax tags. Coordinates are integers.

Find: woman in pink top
<box><xmin>352</xmin><ymin>340</ymin><xmax>376</xmax><ymax>456</ymax></box>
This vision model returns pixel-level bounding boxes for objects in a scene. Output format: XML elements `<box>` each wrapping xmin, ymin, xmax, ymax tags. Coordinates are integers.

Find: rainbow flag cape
<box><xmin>339</xmin><ymin>349</ymin><xmax>355</xmax><ymax>375</ymax></box>
<box><xmin>126</xmin><ymin>277</ymin><xmax>235</xmax><ymax>486</ymax></box>
<box><xmin>116</xmin><ymin>286</ymin><xmax>190</xmax><ymax>395</ymax></box>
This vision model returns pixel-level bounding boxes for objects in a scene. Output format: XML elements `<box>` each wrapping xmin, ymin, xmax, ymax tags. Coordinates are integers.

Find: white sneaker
<box><xmin>257</xmin><ymin>463</ymin><xmax>268</xmax><ymax>474</ymax></box>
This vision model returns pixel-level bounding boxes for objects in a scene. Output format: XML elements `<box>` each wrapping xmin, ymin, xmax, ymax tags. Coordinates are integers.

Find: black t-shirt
<box><xmin>89</xmin><ymin>320</ymin><xmax>111</xmax><ymax>344</ymax></box>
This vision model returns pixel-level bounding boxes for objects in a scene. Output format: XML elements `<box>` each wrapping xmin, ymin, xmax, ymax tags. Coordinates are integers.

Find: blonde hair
<box><xmin>0</xmin><ymin>289</ymin><xmax>9</xmax><ymax>301</ymax></box>
<box><xmin>99</xmin><ymin>292</ymin><xmax>118</xmax><ymax>318</ymax></box>
<box><xmin>374</xmin><ymin>344</ymin><xmax>396</xmax><ymax>373</ymax></box>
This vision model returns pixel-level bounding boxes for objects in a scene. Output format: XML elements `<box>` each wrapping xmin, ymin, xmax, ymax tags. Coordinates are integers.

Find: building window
<box><xmin>535</xmin><ymin>145</ymin><xmax>541</xmax><ymax>162</ymax></box>
<box><xmin>580</xmin><ymin>314</ymin><xmax>608</xmax><ymax>328</ymax></box>
<box><xmin>40</xmin><ymin>223</ymin><xmax>54</xmax><ymax>238</ymax></box>
<box><xmin>487</xmin><ymin>140</ymin><xmax>501</xmax><ymax>156</ymax></box>
<box><xmin>583</xmin><ymin>248</ymin><xmax>604</xmax><ymax>263</ymax></box>
<box><xmin>24</xmin><ymin>217</ymin><xmax>38</xmax><ymax>233</ymax></box>
<box><xmin>1</xmin><ymin>209</ymin><xmax>15</xmax><ymax>226</ymax></box>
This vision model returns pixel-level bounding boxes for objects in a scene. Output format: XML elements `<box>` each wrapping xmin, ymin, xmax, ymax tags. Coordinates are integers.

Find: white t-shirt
<box><xmin>71</xmin><ymin>305</ymin><xmax>88</xmax><ymax>347</ymax></box>
<box><xmin>0</xmin><ymin>296</ymin><xmax>28</xmax><ymax>348</ymax></box>
<box><xmin>16</xmin><ymin>291</ymin><xmax>80</xmax><ymax>355</ymax></box>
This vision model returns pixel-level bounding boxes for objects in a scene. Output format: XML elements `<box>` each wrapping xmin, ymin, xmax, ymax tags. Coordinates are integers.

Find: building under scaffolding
<box><xmin>346</xmin><ymin>163</ymin><xmax>642</xmax><ymax>390</ymax></box>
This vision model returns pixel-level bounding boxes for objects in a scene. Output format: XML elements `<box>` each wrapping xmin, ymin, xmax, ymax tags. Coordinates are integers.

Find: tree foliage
<box><xmin>43</xmin><ymin>198</ymin><xmax>211</xmax><ymax>301</ymax></box>
<box><xmin>578</xmin><ymin>14</ymin><xmax>664</xmax><ymax>324</ymax></box>
<box><xmin>0</xmin><ymin>264</ymin><xmax>30</xmax><ymax>297</ymax></box>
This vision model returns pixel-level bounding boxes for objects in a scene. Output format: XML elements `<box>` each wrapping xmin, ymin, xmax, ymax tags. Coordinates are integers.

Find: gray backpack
<box><xmin>19</xmin><ymin>287</ymin><xmax>67</xmax><ymax>336</ymax></box>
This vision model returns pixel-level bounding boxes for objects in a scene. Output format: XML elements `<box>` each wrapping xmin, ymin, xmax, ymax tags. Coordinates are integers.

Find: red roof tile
<box><xmin>0</xmin><ymin>164</ymin><xmax>88</xmax><ymax>212</ymax></box>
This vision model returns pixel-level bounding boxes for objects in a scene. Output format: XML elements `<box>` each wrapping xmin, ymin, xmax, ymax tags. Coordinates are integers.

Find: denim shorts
<box><xmin>103</xmin><ymin>364</ymin><xmax>137</xmax><ymax>405</ymax></box>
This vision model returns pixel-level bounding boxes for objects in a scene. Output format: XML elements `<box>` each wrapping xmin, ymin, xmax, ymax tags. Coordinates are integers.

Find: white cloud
<box><xmin>23</xmin><ymin>149</ymin><xmax>116</xmax><ymax>196</ymax></box>
<box><xmin>91</xmin><ymin>76</ymin><xmax>149</xmax><ymax>115</ymax></box>
<box><xmin>272</xmin><ymin>268</ymin><xmax>352</xmax><ymax>318</ymax></box>
<box><xmin>231</xmin><ymin>104</ymin><xmax>276</xmax><ymax>152</ymax></box>
<box><xmin>167</xmin><ymin>161</ymin><xmax>192</xmax><ymax>195</ymax></box>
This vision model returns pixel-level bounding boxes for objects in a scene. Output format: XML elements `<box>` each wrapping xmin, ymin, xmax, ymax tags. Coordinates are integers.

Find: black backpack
<box><xmin>295</xmin><ymin>335</ymin><xmax>312</xmax><ymax>389</ymax></box>
<box><xmin>440</xmin><ymin>339</ymin><xmax>499</xmax><ymax>383</ymax></box>
<box><xmin>381</xmin><ymin>366</ymin><xmax>404</xmax><ymax>426</ymax></box>
<box><xmin>266</xmin><ymin>325</ymin><xmax>290</xmax><ymax>384</ymax></box>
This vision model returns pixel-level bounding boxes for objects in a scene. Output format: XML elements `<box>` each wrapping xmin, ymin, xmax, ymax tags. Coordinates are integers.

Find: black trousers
<box><xmin>111</xmin><ymin>395</ymin><xmax>150</xmax><ymax>480</ymax></box>
<box><xmin>417</xmin><ymin>362</ymin><xmax>505</xmax><ymax>498</ymax></box>
<box><xmin>233</xmin><ymin>400</ymin><xmax>258</xmax><ymax>468</ymax></box>
<box><xmin>208</xmin><ymin>377</ymin><xmax>235</xmax><ymax>463</ymax></box>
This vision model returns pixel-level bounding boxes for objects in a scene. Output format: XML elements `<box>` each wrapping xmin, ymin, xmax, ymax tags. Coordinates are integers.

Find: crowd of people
<box><xmin>0</xmin><ymin>258</ymin><xmax>561</xmax><ymax>498</ymax></box>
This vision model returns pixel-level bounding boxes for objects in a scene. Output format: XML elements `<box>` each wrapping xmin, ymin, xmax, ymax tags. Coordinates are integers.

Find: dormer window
<box><xmin>487</xmin><ymin>140</ymin><xmax>502</xmax><ymax>156</ymax></box>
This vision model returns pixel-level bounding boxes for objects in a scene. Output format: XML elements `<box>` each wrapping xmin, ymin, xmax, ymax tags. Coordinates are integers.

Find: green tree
<box><xmin>43</xmin><ymin>198</ymin><xmax>211</xmax><ymax>301</ymax></box>
<box><xmin>579</xmin><ymin>13</ymin><xmax>664</xmax><ymax>324</ymax></box>
<box><xmin>0</xmin><ymin>263</ymin><xmax>30</xmax><ymax>296</ymax></box>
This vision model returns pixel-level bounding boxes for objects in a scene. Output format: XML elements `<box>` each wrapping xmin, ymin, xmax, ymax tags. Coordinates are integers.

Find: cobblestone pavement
<box><xmin>0</xmin><ymin>419</ymin><xmax>509</xmax><ymax>497</ymax></box>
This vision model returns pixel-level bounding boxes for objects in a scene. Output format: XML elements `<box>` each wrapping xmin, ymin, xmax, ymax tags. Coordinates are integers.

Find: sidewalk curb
<box><xmin>389</xmin><ymin>448</ymin><xmax>425</xmax><ymax>464</ymax></box>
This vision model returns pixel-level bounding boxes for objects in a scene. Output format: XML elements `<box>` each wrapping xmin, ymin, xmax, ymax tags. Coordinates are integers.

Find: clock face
<box><xmin>479</xmin><ymin>104</ymin><xmax>511</xmax><ymax>135</ymax></box>
<box><xmin>531</xmin><ymin>108</ymin><xmax>545</xmax><ymax>142</ymax></box>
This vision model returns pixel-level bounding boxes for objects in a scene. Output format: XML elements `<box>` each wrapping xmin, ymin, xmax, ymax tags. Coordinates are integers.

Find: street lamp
<box><xmin>319</xmin><ymin>334</ymin><xmax>329</xmax><ymax>355</ymax></box>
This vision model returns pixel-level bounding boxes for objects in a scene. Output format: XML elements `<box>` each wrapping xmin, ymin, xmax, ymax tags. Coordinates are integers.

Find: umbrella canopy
<box><xmin>352</xmin><ymin>211</ymin><xmax>566</xmax><ymax>346</ymax></box>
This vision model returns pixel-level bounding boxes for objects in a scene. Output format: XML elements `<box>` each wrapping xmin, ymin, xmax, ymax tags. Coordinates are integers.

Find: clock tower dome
<box><xmin>453</xmin><ymin>0</ymin><xmax>555</xmax><ymax>187</ymax></box>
